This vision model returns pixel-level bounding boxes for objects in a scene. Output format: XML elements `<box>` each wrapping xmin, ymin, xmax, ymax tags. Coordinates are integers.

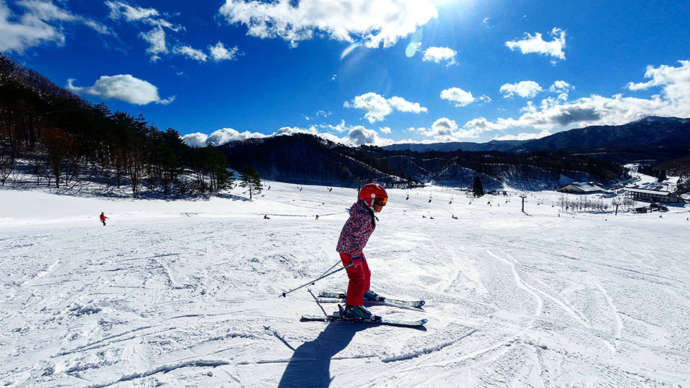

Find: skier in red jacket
<box><xmin>99</xmin><ymin>212</ymin><xmax>108</xmax><ymax>226</ymax></box>
<box><xmin>336</xmin><ymin>183</ymin><xmax>388</xmax><ymax>319</ymax></box>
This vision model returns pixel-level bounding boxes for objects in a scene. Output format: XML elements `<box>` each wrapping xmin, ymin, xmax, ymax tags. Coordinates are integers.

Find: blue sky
<box><xmin>2</xmin><ymin>0</ymin><xmax>689</xmax><ymax>147</ymax></box>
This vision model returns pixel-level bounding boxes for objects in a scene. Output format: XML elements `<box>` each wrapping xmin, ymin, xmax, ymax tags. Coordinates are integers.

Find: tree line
<box><xmin>0</xmin><ymin>54</ymin><xmax>259</xmax><ymax>198</ymax></box>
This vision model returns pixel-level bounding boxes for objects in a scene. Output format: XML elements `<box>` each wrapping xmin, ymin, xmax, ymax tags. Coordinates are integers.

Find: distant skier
<box><xmin>99</xmin><ymin>212</ymin><xmax>108</xmax><ymax>226</ymax></box>
<box><xmin>336</xmin><ymin>183</ymin><xmax>388</xmax><ymax>320</ymax></box>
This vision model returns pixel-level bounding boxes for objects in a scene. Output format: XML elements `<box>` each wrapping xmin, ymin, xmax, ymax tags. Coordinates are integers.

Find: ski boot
<box><xmin>340</xmin><ymin>304</ymin><xmax>376</xmax><ymax>321</ymax></box>
<box><xmin>364</xmin><ymin>290</ymin><xmax>382</xmax><ymax>302</ymax></box>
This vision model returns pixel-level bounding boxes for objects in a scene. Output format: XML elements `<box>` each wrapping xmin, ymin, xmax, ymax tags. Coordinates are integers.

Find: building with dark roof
<box><xmin>557</xmin><ymin>182</ymin><xmax>610</xmax><ymax>194</ymax></box>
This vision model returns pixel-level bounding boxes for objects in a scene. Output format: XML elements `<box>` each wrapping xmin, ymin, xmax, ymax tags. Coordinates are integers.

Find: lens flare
<box><xmin>405</xmin><ymin>29</ymin><xmax>424</xmax><ymax>58</ymax></box>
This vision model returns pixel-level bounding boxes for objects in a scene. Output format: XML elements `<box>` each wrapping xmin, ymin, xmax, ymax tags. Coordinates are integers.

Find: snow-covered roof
<box><xmin>624</xmin><ymin>188</ymin><xmax>672</xmax><ymax>196</ymax></box>
<box><xmin>559</xmin><ymin>182</ymin><xmax>608</xmax><ymax>192</ymax></box>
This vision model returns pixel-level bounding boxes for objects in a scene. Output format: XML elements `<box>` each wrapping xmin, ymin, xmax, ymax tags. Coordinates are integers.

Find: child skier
<box><xmin>99</xmin><ymin>212</ymin><xmax>108</xmax><ymax>226</ymax></box>
<box><xmin>336</xmin><ymin>183</ymin><xmax>388</xmax><ymax>319</ymax></box>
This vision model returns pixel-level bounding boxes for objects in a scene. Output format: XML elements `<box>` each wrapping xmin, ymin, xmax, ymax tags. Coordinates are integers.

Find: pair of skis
<box><xmin>300</xmin><ymin>290</ymin><xmax>427</xmax><ymax>330</ymax></box>
<box><xmin>316</xmin><ymin>291</ymin><xmax>425</xmax><ymax>310</ymax></box>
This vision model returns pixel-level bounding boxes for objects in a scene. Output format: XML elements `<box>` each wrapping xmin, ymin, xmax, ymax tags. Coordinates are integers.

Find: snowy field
<box><xmin>1</xmin><ymin>181</ymin><xmax>689</xmax><ymax>387</ymax></box>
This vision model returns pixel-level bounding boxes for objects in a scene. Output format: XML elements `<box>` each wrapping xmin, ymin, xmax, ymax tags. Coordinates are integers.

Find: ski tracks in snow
<box><xmin>593</xmin><ymin>280</ymin><xmax>624</xmax><ymax>348</ymax></box>
<box><xmin>448</xmin><ymin>250</ymin><xmax>544</xmax><ymax>363</ymax></box>
<box><xmin>20</xmin><ymin>259</ymin><xmax>61</xmax><ymax>287</ymax></box>
<box><xmin>371</xmin><ymin>249</ymin><xmax>547</xmax><ymax>385</ymax></box>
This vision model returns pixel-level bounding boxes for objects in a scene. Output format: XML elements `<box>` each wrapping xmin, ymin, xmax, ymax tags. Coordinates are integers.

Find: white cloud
<box><xmin>278</xmin><ymin>123</ymin><xmax>392</xmax><ymax>146</ymax></box>
<box><xmin>180</xmin><ymin>132</ymin><xmax>209</xmax><ymax>148</ymax></box>
<box><xmin>184</xmin><ymin>120</ymin><xmax>398</xmax><ymax>148</ymax></box>
<box><xmin>139</xmin><ymin>27</ymin><xmax>167</xmax><ymax>60</ymax></box>
<box><xmin>327</xmin><ymin>120</ymin><xmax>348</xmax><ymax>133</ymax></box>
<box><xmin>379</xmin><ymin>126</ymin><xmax>392</xmax><ymax>134</ymax></box>
<box><xmin>456</xmin><ymin>60</ymin><xmax>690</xmax><ymax>140</ymax></box>
<box><xmin>494</xmin><ymin>129</ymin><xmax>551</xmax><ymax>141</ymax></box>
<box><xmin>414</xmin><ymin>117</ymin><xmax>483</xmax><ymax>141</ymax></box>
<box><xmin>106</xmin><ymin>1</ymin><xmax>186</xmax><ymax>61</ymax></box>
<box><xmin>18</xmin><ymin>0</ymin><xmax>111</xmax><ymax>34</ymax></box>
<box><xmin>346</xmin><ymin>93</ymin><xmax>391</xmax><ymax>123</ymax></box>
<box><xmin>427</xmin><ymin>117</ymin><xmax>458</xmax><ymax>136</ymax></box>
<box><xmin>173</xmin><ymin>45</ymin><xmax>208</xmax><ymax>62</ymax></box>
<box><xmin>347</xmin><ymin>126</ymin><xmax>380</xmax><ymax>146</ymax></box>
<box><xmin>500</xmin><ymin>81</ymin><xmax>542</xmax><ymax>98</ymax></box>
<box><xmin>274</xmin><ymin>126</ymin><xmax>347</xmax><ymax>145</ymax></box>
<box><xmin>627</xmin><ymin>60</ymin><xmax>690</xmax><ymax>103</ymax></box>
<box><xmin>422</xmin><ymin>46</ymin><xmax>457</xmax><ymax>66</ymax></box>
<box><xmin>218</xmin><ymin>0</ymin><xmax>438</xmax><ymax>48</ymax></box>
<box><xmin>105</xmin><ymin>1</ymin><xmax>182</xmax><ymax>30</ymax></box>
<box><xmin>346</xmin><ymin>92</ymin><xmax>427</xmax><ymax>123</ymax></box>
<box><xmin>0</xmin><ymin>0</ymin><xmax>110</xmax><ymax>53</ymax></box>
<box><xmin>479</xmin><ymin>95</ymin><xmax>492</xmax><ymax>103</ymax></box>
<box><xmin>461</xmin><ymin>117</ymin><xmax>503</xmax><ymax>133</ymax></box>
<box><xmin>182</xmin><ymin>128</ymin><xmax>267</xmax><ymax>147</ymax></box>
<box><xmin>0</xmin><ymin>2</ymin><xmax>61</xmax><ymax>53</ymax></box>
<box><xmin>387</xmin><ymin>96</ymin><xmax>427</xmax><ymax>113</ymax></box>
<box><xmin>440</xmin><ymin>87</ymin><xmax>475</xmax><ymax>107</ymax></box>
<box><xmin>482</xmin><ymin>17</ymin><xmax>491</xmax><ymax>28</ymax></box>
<box><xmin>207</xmin><ymin>128</ymin><xmax>266</xmax><ymax>145</ymax></box>
<box><xmin>505</xmin><ymin>27</ymin><xmax>566</xmax><ymax>60</ymax></box>
<box><xmin>105</xmin><ymin>1</ymin><xmax>158</xmax><ymax>22</ymax></box>
<box><xmin>209</xmin><ymin>41</ymin><xmax>239</xmax><ymax>61</ymax></box>
<box><xmin>67</xmin><ymin>74</ymin><xmax>174</xmax><ymax>105</ymax></box>
<box><xmin>549</xmin><ymin>80</ymin><xmax>573</xmax><ymax>93</ymax></box>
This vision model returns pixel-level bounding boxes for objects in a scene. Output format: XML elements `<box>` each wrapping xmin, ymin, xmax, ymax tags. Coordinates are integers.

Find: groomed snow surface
<box><xmin>1</xmin><ymin>182</ymin><xmax>689</xmax><ymax>387</ymax></box>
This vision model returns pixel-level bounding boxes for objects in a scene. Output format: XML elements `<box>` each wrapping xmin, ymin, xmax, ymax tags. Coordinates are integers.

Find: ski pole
<box><xmin>280</xmin><ymin>263</ymin><xmax>354</xmax><ymax>297</ymax></box>
<box><xmin>315</xmin><ymin>259</ymin><xmax>341</xmax><ymax>279</ymax></box>
<box><xmin>307</xmin><ymin>289</ymin><xmax>329</xmax><ymax>318</ymax></box>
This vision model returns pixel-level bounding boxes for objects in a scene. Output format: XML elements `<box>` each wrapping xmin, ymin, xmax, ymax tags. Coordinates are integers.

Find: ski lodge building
<box><xmin>623</xmin><ymin>188</ymin><xmax>682</xmax><ymax>203</ymax></box>
<box><xmin>557</xmin><ymin>182</ymin><xmax>610</xmax><ymax>194</ymax></box>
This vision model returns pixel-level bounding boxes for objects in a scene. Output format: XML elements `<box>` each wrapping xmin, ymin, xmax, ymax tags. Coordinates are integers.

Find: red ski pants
<box><xmin>340</xmin><ymin>252</ymin><xmax>371</xmax><ymax>306</ymax></box>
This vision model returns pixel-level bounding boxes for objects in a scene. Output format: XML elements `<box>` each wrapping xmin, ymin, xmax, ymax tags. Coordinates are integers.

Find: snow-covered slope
<box><xmin>1</xmin><ymin>183</ymin><xmax>689</xmax><ymax>387</ymax></box>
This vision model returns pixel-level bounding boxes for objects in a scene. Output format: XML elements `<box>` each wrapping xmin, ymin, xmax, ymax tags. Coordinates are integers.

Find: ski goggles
<box><xmin>374</xmin><ymin>197</ymin><xmax>388</xmax><ymax>207</ymax></box>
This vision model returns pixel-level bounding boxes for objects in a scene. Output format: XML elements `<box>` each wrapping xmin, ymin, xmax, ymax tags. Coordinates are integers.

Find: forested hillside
<box><xmin>0</xmin><ymin>54</ymin><xmax>231</xmax><ymax>197</ymax></box>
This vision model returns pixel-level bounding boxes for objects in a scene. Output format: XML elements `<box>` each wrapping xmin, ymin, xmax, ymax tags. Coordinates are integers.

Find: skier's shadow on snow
<box><xmin>278</xmin><ymin>322</ymin><xmax>370</xmax><ymax>388</ymax></box>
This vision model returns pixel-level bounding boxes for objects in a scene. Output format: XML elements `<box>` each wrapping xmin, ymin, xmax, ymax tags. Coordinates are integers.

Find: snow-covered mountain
<box><xmin>384</xmin><ymin>117</ymin><xmax>690</xmax><ymax>162</ymax></box>
<box><xmin>2</xmin><ymin>181</ymin><xmax>689</xmax><ymax>387</ymax></box>
<box><xmin>510</xmin><ymin>116</ymin><xmax>690</xmax><ymax>157</ymax></box>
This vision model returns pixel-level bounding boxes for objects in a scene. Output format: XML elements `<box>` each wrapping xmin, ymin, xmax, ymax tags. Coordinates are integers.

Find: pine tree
<box><xmin>240</xmin><ymin>168</ymin><xmax>262</xmax><ymax>200</ymax></box>
<box><xmin>472</xmin><ymin>175</ymin><xmax>484</xmax><ymax>197</ymax></box>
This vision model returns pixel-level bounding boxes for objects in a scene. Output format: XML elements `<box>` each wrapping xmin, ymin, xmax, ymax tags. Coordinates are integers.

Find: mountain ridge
<box><xmin>384</xmin><ymin>116</ymin><xmax>690</xmax><ymax>158</ymax></box>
